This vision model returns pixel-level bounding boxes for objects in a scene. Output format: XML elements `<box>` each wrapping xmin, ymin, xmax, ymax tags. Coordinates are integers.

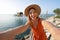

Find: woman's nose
<box><xmin>32</xmin><ymin>13</ymin><xmax>35</xmax><ymax>16</ymax></box>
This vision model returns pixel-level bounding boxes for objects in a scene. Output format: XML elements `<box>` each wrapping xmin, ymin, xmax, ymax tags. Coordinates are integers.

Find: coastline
<box><xmin>46</xmin><ymin>16</ymin><xmax>60</xmax><ymax>27</ymax></box>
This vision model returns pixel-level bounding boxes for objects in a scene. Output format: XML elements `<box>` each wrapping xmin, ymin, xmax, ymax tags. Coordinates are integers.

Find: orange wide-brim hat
<box><xmin>24</xmin><ymin>4</ymin><xmax>41</xmax><ymax>16</ymax></box>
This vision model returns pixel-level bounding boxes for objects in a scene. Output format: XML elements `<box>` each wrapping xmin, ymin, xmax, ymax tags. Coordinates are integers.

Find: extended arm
<box><xmin>42</xmin><ymin>20</ymin><xmax>60</xmax><ymax>40</ymax></box>
<box><xmin>0</xmin><ymin>22</ymin><xmax>30</xmax><ymax>40</ymax></box>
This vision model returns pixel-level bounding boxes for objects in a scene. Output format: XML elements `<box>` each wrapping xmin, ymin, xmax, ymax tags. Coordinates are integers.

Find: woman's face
<box><xmin>29</xmin><ymin>9</ymin><xmax>38</xmax><ymax>20</ymax></box>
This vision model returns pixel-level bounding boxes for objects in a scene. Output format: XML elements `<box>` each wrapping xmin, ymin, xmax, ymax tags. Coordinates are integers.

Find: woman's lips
<box><xmin>31</xmin><ymin>16</ymin><xmax>36</xmax><ymax>19</ymax></box>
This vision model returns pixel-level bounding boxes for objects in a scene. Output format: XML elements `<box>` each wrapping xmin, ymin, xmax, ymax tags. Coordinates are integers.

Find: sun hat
<box><xmin>24</xmin><ymin>4</ymin><xmax>41</xmax><ymax>16</ymax></box>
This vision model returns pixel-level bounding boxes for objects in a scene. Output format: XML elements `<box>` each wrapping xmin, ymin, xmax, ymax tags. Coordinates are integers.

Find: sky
<box><xmin>0</xmin><ymin>0</ymin><xmax>60</xmax><ymax>14</ymax></box>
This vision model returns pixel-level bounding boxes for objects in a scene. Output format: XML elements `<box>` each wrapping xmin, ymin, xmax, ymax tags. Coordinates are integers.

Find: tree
<box><xmin>53</xmin><ymin>8</ymin><xmax>60</xmax><ymax>18</ymax></box>
<box><xmin>53</xmin><ymin>8</ymin><xmax>60</xmax><ymax>15</ymax></box>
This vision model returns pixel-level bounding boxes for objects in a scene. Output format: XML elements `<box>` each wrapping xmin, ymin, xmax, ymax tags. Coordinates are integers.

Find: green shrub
<box><xmin>55</xmin><ymin>16</ymin><xmax>60</xmax><ymax>18</ymax></box>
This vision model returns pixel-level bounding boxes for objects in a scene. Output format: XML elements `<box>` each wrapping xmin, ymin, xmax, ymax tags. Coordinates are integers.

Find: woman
<box><xmin>0</xmin><ymin>4</ymin><xmax>60</xmax><ymax>40</ymax></box>
<box><xmin>24</xmin><ymin>4</ymin><xmax>48</xmax><ymax>40</ymax></box>
<box><xmin>20</xmin><ymin>4</ymin><xmax>60</xmax><ymax>40</ymax></box>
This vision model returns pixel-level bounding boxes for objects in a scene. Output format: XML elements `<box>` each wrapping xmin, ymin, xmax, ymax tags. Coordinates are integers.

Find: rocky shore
<box><xmin>46</xmin><ymin>16</ymin><xmax>60</xmax><ymax>27</ymax></box>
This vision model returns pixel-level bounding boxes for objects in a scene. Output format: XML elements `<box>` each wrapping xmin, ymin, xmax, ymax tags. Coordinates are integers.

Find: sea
<box><xmin>0</xmin><ymin>14</ymin><xmax>55</xmax><ymax>39</ymax></box>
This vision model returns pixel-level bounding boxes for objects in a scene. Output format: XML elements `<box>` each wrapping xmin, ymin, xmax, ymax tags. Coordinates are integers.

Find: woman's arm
<box><xmin>0</xmin><ymin>23</ymin><xmax>29</xmax><ymax>35</ymax></box>
<box><xmin>42</xmin><ymin>20</ymin><xmax>60</xmax><ymax>40</ymax></box>
<box><xmin>0</xmin><ymin>22</ymin><xmax>30</xmax><ymax>40</ymax></box>
<box><xmin>41</xmin><ymin>20</ymin><xmax>56</xmax><ymax>34</ymax></box>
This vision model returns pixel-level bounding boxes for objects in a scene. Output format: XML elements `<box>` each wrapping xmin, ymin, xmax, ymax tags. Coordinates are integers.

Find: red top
<box><xmin>31</xmin><ymin>18</ymin><xmax>48</xmax><ymax>40</ymax></box>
